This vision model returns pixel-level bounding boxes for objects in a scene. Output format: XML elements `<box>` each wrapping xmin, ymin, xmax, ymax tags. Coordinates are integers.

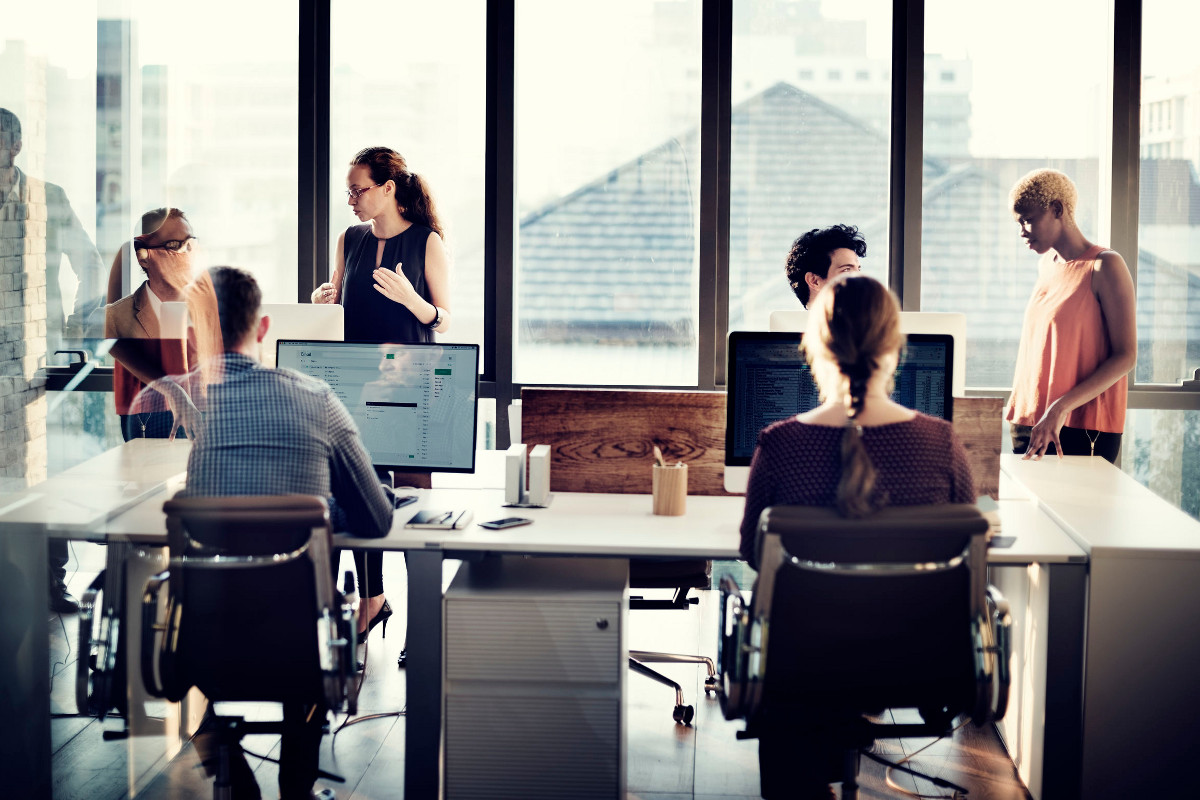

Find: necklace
<box><xmin>1085</xmin><ymin>429</ymin><xmax>1100</xmax><ymax>457</ymax></box>
<box><xmin>135</xmin><ymin>412</ymin><xmax>149</xmax><ymax>437</ymax></box>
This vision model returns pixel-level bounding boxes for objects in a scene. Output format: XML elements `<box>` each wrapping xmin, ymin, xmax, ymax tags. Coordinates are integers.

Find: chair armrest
<box><xmin>76</xmin><ymin>572</ymin><xmax>107</xmax><ymax>716</ymax></box>
<box><xmin>140</xmin><ymin>570</ymin><xmax>171</xmax><ymax>699</ymax></box>
<box><xmin>986</xmin><ymin>585</ymin><xmax>1013</xmax><ymax>721</ymax></box>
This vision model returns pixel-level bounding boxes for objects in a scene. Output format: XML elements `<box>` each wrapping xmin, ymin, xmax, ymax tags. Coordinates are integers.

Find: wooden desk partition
<box><xmin>951</xmin><ymin>396</ymin><xmax>1004</xmax><ymax>499</ymax></box>
<box><xmin>522</xmin><ymin>388</ymin><xmax>1004</xmax><ymax>499</ymax></box>
<box><xmin>521</xmin><ymin>388</ymin><xmax>732</xmax><ymax>495</ymax></box>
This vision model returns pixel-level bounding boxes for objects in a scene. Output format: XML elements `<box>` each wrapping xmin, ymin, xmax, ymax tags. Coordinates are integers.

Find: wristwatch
<box><xmin>427</xmin><ymin>307</ymin><xmax>443</xmax><ymax>330</ymax></box>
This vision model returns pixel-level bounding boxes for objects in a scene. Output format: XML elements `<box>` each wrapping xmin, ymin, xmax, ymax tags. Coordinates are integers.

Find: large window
<box><xmin>920</xmin><ymin>0</ymin><xmax>1113</xmax><ymax>388</ymax></box>
<box><xmin>514</xmin><ymin>0</ymin><xmax>703</xmax><ymax>385</ymax></box>
<box><xmin>1126</xmin><ymin>1</ymin><xmax>1200</xmax><ymax>519</ymax></box>
<box><xmin>729</xmin><ymin>0</ymin><xmax>892</xmax><ymax>331</ymax></box>
<box><xmin>330</xmin><ymin>0</ymin><xmax>486</xmax><ymax>360</ymax></box>
<box><xmin>105</xmin><ymin>3</ymin><xmax>301</xmax><ymax>303</ymax></box>
<box><xmin>2</xmin><ymin>3</ymin><xmax>299</xmax><ymax>478</ymax></box>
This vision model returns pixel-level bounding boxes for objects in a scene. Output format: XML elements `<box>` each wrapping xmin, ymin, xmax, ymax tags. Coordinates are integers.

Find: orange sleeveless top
<box><xmin>1006</xmin><ymin>244</ymin><xmax>1127</xmax><ymax>434</ymax></box>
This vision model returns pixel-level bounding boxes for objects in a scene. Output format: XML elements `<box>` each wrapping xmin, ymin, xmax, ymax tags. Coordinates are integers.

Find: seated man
<box><xmin>164</xmin><ymin>265</ymin><xmax>394</xmax><ymax>800</ymax></box>
<box><xmin>784</xmin><ymin>224</ymin><xmax>866</xmax><ymax>308</ymax></box>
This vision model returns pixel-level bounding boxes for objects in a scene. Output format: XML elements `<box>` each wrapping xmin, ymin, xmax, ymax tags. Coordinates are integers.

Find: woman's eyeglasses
<box><xmin>346</xmin><ymin>184</ymin><xmax>382</xmax><ymax>201</ymax></box>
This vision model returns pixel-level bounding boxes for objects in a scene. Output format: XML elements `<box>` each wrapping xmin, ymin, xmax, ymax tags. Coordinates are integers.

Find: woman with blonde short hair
<box><xmin>1006</xmin><ymin>168</ymin><xmax>1136</xmax><ymax>462</ymax></box>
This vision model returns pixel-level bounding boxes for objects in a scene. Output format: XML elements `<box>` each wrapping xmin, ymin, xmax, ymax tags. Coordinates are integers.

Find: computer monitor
<box><xmin>276</xmin><ymin>340</ymin><xmax>479</xmax><ymax>473</ymax></box>
<box><xmin>723</xmin><ymin>330</ymin><xmax>954</xmax><ymax>493</ymax></box>
<box><xmin>259</xmin><ymin>304</ymin><xmax>345</xmax><ymax>367</ymax></box>
<box><xmin>768</xmin><ymin>309</ymin><xmax>967</xmax><ymax>398</ymax></box>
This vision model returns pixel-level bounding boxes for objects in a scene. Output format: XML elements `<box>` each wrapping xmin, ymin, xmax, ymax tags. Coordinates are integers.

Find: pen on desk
<box><xmin>653</xmin><ymin>445</ymin><xmax>666</xmax><ymax>467</ymax></box>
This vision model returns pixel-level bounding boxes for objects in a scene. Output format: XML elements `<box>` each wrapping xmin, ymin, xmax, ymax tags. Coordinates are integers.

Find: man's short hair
<box><xmin>208</xmin><ymin>266</ymin><xmax>261</xmax><ymax>350</ymax></box>
<box><xmin>0</xmin><ymin>108</ymin><xmax>21</xmax><ymax>148</ymax></box>
<box><xmin>1009</xmin><ymin>168</ymin><xmax>1078</xmax><ymax>219</ymax></box>
<box><xmin>785</xmin><ymin>224</ymin><xmax>867</xmax><ymax>307</ymax></box>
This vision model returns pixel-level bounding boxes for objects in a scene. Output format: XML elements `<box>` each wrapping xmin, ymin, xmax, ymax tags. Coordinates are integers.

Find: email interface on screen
<box><xmin>726</xmin><ymin>332</ymin><xmax>952</xmax><ymax>465</ymax></box>
<box><xmin>277</xmin><ymin>341</ymin><xmax>479</xmax><ymax>472</ymax></box>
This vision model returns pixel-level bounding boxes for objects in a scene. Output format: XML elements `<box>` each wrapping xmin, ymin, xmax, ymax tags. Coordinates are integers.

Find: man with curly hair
<box><xmin>784</xmin><ymin>224</ymin><xmax>866</xmax><ymax>308</ymax></box>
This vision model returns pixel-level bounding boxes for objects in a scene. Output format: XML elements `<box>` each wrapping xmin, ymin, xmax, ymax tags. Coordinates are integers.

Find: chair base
<box><xmin>202</xmin><ymin>715</ymin><xmax>344</xmax><ymax>800</ymax></box>
<box><xmin>628</xmin><ymin>651</ymin><xmax>719</xmax><ymax>725</ymax></box>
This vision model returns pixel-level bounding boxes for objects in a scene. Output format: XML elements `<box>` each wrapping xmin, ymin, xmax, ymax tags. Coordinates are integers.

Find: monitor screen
<box><xmin>725</xmin><ymin>331</ymin><xmax>954</xmax><ymax>467</ymax></box>
<box><xmin>259</xmin><ymin>303</ymin><xmax>345</xmax><ymax>367</ymax></box>
<box><xmin>276</xmin><ymin>340</ymin><xmax>479</xmax><ymax>472</ymax></box>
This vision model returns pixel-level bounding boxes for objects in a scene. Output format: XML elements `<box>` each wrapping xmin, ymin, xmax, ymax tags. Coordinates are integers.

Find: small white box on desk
<box><xmin>504</xmin><ymin>444</ymin><xmax>526</xmax><ymax>506</ymax></box>
<box><xmin>526</xmin><ymin>444</ymin><xmax>551</xmax><ymax>507</ymax></box>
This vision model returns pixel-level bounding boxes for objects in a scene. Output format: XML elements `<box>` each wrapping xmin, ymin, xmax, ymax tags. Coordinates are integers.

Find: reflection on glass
<box><xmin>1123</xmin><ymin>409</ymin><xmax>1200</xmax><ymax>521</ymax></box>
<box><xmin>921</xmin><ymin>0</ymin><xmax>1112</xmax><ymax>388</ymax></box>
<box><xmin>729</xmin><ymin>0</ymin><xmax>891</xmax><ymax>332</ymax></box>
<box><xmin>3</xmin><ymin>3</ymin><xmax>300</xmax><ymax>483</ymax></box>
<box><xmin>515</xmin><ymin>0</ymin><xmax>702</xmax><ymax>385</ymax></box>
<box><xmin>1138</xmin><ymin>0</ymin><xmax>1200</xmax><ymax>386</ymax></box>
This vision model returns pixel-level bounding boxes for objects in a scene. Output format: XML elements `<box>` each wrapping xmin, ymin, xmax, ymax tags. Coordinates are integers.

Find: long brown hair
<box><xmin>802</xmin><ymin>274</ymin><xmax>902</xmax><ymax>517</ymax></box>
<box><xmin>350</xmin><ymin>147</ymin><xmax>444</xmax><ymax>239</ymax></box>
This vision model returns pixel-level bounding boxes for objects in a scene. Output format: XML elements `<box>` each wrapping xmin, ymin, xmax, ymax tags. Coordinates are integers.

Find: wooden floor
<box><xmin>51</xmin><ymin>545</ymin><xmax>1031</xmax><ymax>800</ymax></box>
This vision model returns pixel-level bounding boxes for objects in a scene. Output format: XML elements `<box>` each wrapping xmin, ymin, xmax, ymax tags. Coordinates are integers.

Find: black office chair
<box><xmin>140</xmin><ymin>495</ymin><xmax>359</xmax><ymax>800</ymax></box>
<box><xmin>717</xmin><ymin>504</ymin><xmax>1011</xmax><ymax>800</ymax></box>
<box><xmin>628</xmin><ymin>558</ymin><xmax>719</xmax><ymax>724</ymax></box>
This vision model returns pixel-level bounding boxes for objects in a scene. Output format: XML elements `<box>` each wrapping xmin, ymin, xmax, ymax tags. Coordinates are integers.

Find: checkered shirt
<box><xmin>182</xmin><ymin>353</ymin><xmax>392</xmax><ymax>538</ymax></box>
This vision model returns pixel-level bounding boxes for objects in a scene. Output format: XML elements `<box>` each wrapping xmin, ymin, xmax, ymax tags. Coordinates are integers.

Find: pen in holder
<box><xmin>652</xmin><ymin>462</ymin><xmax>688</xmax><ymax>516</ymax></box>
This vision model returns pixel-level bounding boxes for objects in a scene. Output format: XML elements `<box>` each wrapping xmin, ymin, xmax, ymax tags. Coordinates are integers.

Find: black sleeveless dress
<box><xmin>340</xmin><ymin>222</ymin><xmax>435</xmax><ymax>343</ymax></box>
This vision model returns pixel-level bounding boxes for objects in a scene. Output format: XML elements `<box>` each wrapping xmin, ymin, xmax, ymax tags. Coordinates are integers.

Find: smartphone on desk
<box><xmin>391</xmin><ymin>493</ymin><xmax>419</xmax><ymax>510</ymax></box>
<box><xmin>479</xmin><ymin>517</ymin><xmax>533</xmax><ymax>530</ymax></box>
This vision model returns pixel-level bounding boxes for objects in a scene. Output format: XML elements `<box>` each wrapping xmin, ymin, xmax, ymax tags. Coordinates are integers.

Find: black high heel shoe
<box><xmin>360</xmin><ymin>599</ymin><xmax>393</xmax><ymax>639</ymax></box>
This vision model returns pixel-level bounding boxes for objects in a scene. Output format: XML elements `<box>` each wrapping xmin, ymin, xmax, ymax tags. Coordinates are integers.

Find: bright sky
<box><xmin>6</xmin><ymin>0</ymin><xmax>1200</xmax><ymax>162</ymax></box>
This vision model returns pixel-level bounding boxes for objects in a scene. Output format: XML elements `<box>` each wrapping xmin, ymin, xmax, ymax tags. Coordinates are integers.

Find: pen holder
<box><xmin>652</xmin><ymin>463</ymin><xmax>688</xmax><ymax>516</ymax></box>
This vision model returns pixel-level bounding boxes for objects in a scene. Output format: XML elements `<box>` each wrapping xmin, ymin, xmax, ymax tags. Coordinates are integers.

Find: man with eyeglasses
<box><xmin>105</xmin><ymin>207</ymin><xmax>199</xmax><ymax>442</ymax></box>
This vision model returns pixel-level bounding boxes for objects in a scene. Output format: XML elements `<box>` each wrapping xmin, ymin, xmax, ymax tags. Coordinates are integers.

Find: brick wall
<box><xmin>0</xmin><ymin>175</ymin><xmax>49</xmax><ymax>485</ymax></box>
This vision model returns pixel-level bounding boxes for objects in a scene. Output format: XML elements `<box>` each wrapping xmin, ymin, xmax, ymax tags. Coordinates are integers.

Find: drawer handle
<box><xmin>595</xmin><ymin>618</ymin><xmax>609</xmax><ymax>630</ymax></box>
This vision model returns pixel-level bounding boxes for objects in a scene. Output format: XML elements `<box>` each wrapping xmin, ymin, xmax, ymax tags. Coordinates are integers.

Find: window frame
<box><xmin>53</xmin><ymin>0</ymin><xmax>1199</xmax><ymax>443</ymax></box>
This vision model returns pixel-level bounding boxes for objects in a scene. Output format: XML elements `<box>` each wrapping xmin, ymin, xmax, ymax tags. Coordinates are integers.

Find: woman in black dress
<box><xmin>313</xmin><ymin>147</ymin><xmax>451</xmax><ymax>647</ymax></box>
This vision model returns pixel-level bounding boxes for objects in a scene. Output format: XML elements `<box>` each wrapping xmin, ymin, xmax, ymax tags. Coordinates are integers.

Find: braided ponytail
<box><xmin>802</xmin><ymin>275</ymin><xmax>901</xmax><ymax>517</ymax></box>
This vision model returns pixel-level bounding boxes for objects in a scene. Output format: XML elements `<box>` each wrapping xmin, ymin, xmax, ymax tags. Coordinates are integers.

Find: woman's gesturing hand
<box><xmin>312</xmin><ymin>282</ymin><xmax>338</xmax><ymax>304</ymax></box>
<box><xmin>373</xmin><ymin>263</ymin><xmax>419</xmax><ymax>308</ymax></box>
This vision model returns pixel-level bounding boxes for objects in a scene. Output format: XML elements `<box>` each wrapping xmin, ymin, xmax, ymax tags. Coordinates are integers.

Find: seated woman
<box><xmin>739</xmin><ymin>273</ymin><xmax>975</xmax><ymax>567</ymax></box>
<box><xmin>737</xmin><ymin>273</ymin><xmax>976</xmax><ymax>800</ymax></box>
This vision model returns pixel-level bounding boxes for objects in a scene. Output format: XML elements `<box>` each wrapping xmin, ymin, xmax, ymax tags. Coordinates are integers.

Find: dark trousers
<box><xmin>349</xmin><ymin>467</ymin><xmax>395</xmax><ymax>599</ymax></box>
<box><xmin>1010</xmin><ymin>423</ymin><xmax>1122</xmax><ymax>463</ymax></box>
<box><xmin>119</xmin><ymin>410</ymin><xmax>177</xmax><ymax>441</ymax></box>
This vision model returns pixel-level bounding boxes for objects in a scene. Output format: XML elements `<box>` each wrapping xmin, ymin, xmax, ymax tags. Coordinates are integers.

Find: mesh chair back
<box><xmin>757</xmin><ymin>504</ymin><xmax>987</xmax><ymax>716</ymax></box>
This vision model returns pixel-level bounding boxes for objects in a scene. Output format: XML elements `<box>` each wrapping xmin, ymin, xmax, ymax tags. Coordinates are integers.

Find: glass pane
<box><xmin>1137</xmin><ymin>1</ymin><xmax>1200</xmax><ymax>384</ymax></box>
<box><xmin>921</xmin><ymin>0</ymin><xmax>1113</xmax><ymax>387</ymax></box>
<box><xmin>729</xmin><ymin>0</ymin><xmax>892</xmax><ymax>332</ymax></box>
<box><xmin>515</xmin><ymin>0</ymin><xmax>702</xmax><ymax>385</ymax></box>
<box><xmin>330</xmin><ymin>0</ymin><xmax>486</xmax><ymax>365</ymax></box>
<box><xmin>1123</xmin><ymin>409</ymin><xmax>1200</xmax><ymax>521</ymax></box>
<box><xmin>106</xmin><ymin>2</ymin><xmax>300</xmax><ymax>304</ymax></box>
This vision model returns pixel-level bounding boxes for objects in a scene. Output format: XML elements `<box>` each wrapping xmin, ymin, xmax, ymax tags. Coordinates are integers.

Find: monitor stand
<box><xmin>390</xmin><ymin>470</ymin><xmax>433</xmax><ymax>490</ymax></box>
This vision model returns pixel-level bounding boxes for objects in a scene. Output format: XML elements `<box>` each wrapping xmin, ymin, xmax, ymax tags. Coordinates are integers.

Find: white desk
<box><xmin>0</xmin><ymin>439</ymin><xmax>191</xmax><ymax>798</ymax></box>
<box><xmin>337</xmin><ymin>486</ymin><xmax>1085</xmax><ymax>800</ymax></box>
<box><xmin>1001</xmin><ymin>455</ymin><xmax>1200</xmax><ymax>800</ymax></box>
<box><xmin>5</xmin><ymin>440</ymin><xmax>1091</xmax><ymax>800</ymax></box>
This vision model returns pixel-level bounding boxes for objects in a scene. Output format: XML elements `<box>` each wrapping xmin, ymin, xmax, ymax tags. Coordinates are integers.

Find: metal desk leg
<box><xmin>0</xmin><ymin>525</ymin><xmax>51</xmax><ymax>797</ymax></box>
<box><xmin>1042</xmin><ymin>561</ymin><xmax>1086</xmax><ymax>800</ymax></box>
<box><xmin>405</xmin><ymin>549</ymin><xmax>444</xmax><ymax>800</ymax></box>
